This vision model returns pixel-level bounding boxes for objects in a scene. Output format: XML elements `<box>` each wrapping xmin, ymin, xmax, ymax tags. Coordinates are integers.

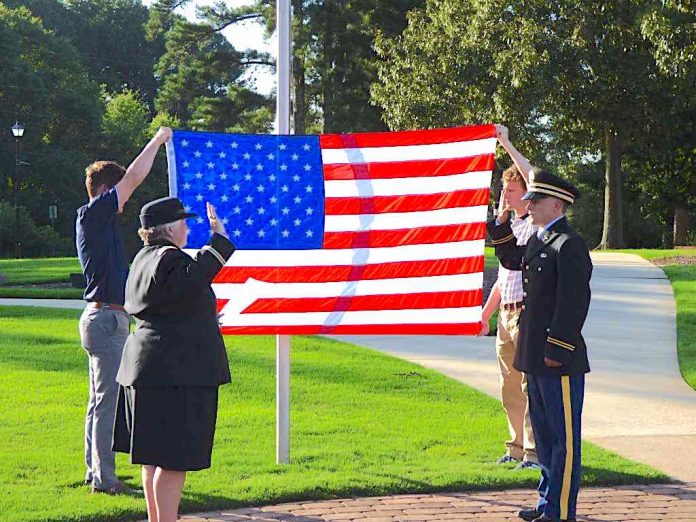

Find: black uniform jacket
<box><xmin>486</xmin><ymin>215</ymin><xmax>530</xmax><ymax>270</ymax></box>
<box><xmin>513</xmin><ymin>217</ymin><xmax>593</xmax><ymax>376</ymax></box>
<box><xmin>117</xmin><ymin>233</ymin><xmax>235</xmax><ymax>387</ymax></box>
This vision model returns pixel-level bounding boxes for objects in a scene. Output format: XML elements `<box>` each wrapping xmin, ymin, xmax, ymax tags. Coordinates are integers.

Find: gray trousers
<box><xmin>79</xmin><ymin>306</ymin><xmax>129</xmax><ymax>489</ymax></box>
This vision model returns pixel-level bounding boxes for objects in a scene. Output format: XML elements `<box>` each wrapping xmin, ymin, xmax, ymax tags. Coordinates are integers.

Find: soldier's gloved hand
<box><xmin>544</xmin><ymin>357</ymin><xmax>562</xmax><ymax>368</ymax></box>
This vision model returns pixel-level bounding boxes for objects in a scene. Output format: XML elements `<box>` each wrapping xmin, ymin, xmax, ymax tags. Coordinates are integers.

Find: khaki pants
<box><xmin>496</xmin><ymin>308</ymin><xmax>537</xmax><ymax>463</ymax></box>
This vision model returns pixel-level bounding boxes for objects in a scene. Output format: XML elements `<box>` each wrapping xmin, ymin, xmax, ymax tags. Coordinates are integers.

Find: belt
<box><xmin>90</xmin><ymin>302</ymin><xmax>127</xmax><ymax>313</ymax></box>
<box><xmin>501</xmin><ymin>301</ymin><xmax>524</xmax><ymax>311</ymax></box>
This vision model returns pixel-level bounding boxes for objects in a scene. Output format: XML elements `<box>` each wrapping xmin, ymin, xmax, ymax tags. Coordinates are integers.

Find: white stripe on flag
<box><xmin>321</xmin><ymin>138</ymin><xmax>497</xmax><ymax>164</ymax></box>
<box><xmin>212</xmin><ymin>239</ymin><xmax>485</xmax><ymax>267</ymax></box>
<box><xmin>324</xmin><ymin>205</ymin><xmax>487</xmax><ymax>232</ymax></box>
<box><xmin>324</xmin><ymin>171</ymin><xmax>491</xmax><ymax>198</ymax></box>
<box><xmin>212</xmin><ymin>272</ymin><xmax>483</xmax><ymax>299</ymax></box>
<box><xmin>219</xmin><ymin>306</ymin><xmax>482</xmax><ymax>326</ymax></box>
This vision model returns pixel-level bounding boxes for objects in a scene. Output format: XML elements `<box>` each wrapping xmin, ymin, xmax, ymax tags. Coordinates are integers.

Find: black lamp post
<box><xmin>11</xmin><ymin>121</ymin><xmax>25</xmax><ymax>258</ymax></box>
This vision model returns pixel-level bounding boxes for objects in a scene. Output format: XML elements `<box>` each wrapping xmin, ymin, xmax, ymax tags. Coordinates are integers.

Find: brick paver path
<box><xmin>177</xmin><ymin>483</ymin><xmax>696</xmax><ymax>522</ymax></box>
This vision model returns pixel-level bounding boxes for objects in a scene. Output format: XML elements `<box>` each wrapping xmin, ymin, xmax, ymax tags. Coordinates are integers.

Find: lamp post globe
<box><xmin>11</xmin><ymin>121</ymin><xmax>25</xmax><ymax>139</ymax></box>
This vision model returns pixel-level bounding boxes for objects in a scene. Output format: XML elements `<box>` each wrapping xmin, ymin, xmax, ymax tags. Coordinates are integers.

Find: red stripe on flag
<box><xmin>214</xmin><ymin>256</ymin><xmax>484</xmax><ymax>284</ymax></box>
<box><xmin>323</xmin><ymin>155</ymin><xmax>494</xmax><ymax>180</ymax></box>
<box><xmin>220</xmin><ymin>322</ymin><xmax>482</xmax><ymax>335</ymax></box>
<box><xmin>319</xmin><ymin>125</ymin><xmax>496</xmax><ymax>149</ymax></box>
<box><xmin>323</xmin><ymin>222</ymin><xmax>486</xmax><ymax>249</ymax></box>
<box><xmin>216</xmin><ymin>299</ymin><xmax>229</xmax><ymax>314</ymax></box>
<box><xmin>242</xmin><ymin>289</ymin><xmax>483</xmax><ymax>314</ymax></box>
<box><xmin>324</xmin><ymin>188</ymin><xmax>490</xmax><ymax>215</ymax></box>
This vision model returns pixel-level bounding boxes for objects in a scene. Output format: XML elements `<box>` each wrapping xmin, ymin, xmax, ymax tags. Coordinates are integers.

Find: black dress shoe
<box><xmin>531</xmin><ymin>515</ymin><xmax>576</xmax><ymax>522</ymax></box>
<box><xmin>518</xmin><ymin>508</ymin><xmax>542</xmax><ymax>521</ymax></box>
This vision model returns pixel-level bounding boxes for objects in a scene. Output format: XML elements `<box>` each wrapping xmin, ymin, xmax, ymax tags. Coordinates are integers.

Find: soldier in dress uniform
<box><xmin>511</xmin><ymin>169</ymin><xmax>593</xmax><ymax>522</ymax></box>
<box><xmin>113</xmin><ymin>197</ymin><xmax>235</xmax><ymax>522</ymax></box>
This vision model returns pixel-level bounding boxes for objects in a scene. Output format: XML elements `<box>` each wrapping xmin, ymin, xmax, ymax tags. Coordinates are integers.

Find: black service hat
<box><xmin>139</xmin><ymin>196</ymin><xmax>197</xmax><ymax>228</ymax></box>
<box><xmin>522</xmin><ymin>167</ymin><xmax>580</xmax><ymax>204</ymax></box>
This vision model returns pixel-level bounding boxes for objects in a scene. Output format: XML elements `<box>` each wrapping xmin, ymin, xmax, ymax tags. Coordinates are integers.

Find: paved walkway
<box><xmin>179</xmin><ymin>483</ymin><xmax>696</xmax><ymax>521</ymax></box>
<box><xmin>0</xmin><ymin>298</ymin><xmax>84</xmax><ymax>309</ymax></box>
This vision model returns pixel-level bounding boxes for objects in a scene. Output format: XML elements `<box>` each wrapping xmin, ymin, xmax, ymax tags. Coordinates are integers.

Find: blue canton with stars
<box><xmin>172</xmin><ymin>130</ymin><xmax>325</xmax><ymax>250</ymax></box>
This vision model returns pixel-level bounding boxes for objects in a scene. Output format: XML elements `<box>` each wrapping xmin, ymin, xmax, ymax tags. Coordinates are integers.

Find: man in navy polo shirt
<box><xmin>76</xmin><ymin>126</ymin><xmax>172</xmax><ymax>494</ymax></box>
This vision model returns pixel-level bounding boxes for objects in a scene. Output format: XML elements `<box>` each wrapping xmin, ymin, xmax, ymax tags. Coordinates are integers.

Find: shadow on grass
<box><xmin>581</xmin><ymin>465</ymin><xmax>672</xmax><ymax>486</ymax></box>
<box><xmin>663</xmin><ymin>265</ymin><xmax>696</xmax><ymax>282</ymax></box>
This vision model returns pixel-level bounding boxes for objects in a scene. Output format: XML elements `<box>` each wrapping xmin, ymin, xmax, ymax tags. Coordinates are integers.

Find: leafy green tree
<box><xmin>637</xmin><ymin>0</ymin><xmax>696</xmax><ymax>245</ymax></box>
<box><xmin>200</xmin><ymin>0</ymin><xmax>424</xmax><ymax>133</ymax></box>
<box><xmin>0</xmin><ymin>3</ymin><xmax>103</xmax><ymax>251</ymax></box>
<box><xmin>102</xmin><ymin>89</ymin><xmax>150</xmax><ymax>157</ymax></box>
<box><xmin>100</xmin><ymin>90</ymin><xmax>181</xmax><ymax>257</ymax></box>
<box><xmin>372</xmin><ymin>1</ymin><xmax>551</xmax><ymax>162</ymax></box>
<box><xmin>4</xmin><ymin>0</ymin><xmax>163</xmax><ymax>105</ymax></box>
<box><xmin>373</xmin><ymin>0</ymin><xmax>695</xmax><ymax>248</ymax></box>
<box><xmin>0</xmin><ymin>201</ymin><xmax>69</xmax><ymax>257</ymax></box>
<box><xmin>152</xmin><ymin>14</ymin><xmax>273</xmax><ymax>133</ymax></box>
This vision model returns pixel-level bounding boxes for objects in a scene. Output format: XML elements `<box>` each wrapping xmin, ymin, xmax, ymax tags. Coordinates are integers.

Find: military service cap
<box><xmin>522</xmin><ymin>167</ymin><xmax>580</xmax><ymax>204</ymax></box>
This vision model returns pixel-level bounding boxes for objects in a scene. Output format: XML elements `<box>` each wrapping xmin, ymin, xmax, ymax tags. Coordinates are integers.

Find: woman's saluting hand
<box><xmin>207</xmin><ymin>202</ymin><xmax>228</xmax><ymax>239</ymax></box>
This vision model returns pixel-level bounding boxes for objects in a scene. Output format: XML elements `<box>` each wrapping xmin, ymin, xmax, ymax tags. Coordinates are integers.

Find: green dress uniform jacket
<box><xmin>513</xmin><ymin>217</ymin><xmax>592</xmax><ymax>376</ymax></box>
<box><xmin>116</xmin><ymin>233</ymin><xmax>235</xmax><ymax>387</ymax></box>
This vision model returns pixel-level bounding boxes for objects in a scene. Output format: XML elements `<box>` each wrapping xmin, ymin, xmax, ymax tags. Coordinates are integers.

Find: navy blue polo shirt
<box><xmin>75</xmin><ymin>188</ymin><xmax>128</xmax><ymax>304</ymax></box>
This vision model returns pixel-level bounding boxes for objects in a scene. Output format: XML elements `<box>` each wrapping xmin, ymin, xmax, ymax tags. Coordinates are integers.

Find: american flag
<box><xmin>166</xmin><ymin>125</ymin><xmax>496</xmax><ymax>335</ymax></box>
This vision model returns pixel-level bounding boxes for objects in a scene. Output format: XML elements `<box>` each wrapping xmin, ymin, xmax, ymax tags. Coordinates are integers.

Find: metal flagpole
<box><xmin>276</xmin><ymin>0</ymin><xmax>292</xmax><ymax>465</ymax></box>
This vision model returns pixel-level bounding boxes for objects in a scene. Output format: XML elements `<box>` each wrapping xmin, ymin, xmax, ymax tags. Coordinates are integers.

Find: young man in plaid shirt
<box><xmin>480</xmin><ymin>125</ymin><xmax>539</xmax><ymax>470</ymax></box>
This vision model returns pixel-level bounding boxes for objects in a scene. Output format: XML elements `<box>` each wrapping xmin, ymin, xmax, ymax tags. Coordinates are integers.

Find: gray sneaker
<box><xmin>92</xmin><ymin>480</ymin><xmax>142</xmax><ymax>496</ymax></box>
<box><xmin>496</xmin><ymin>454</ymin><xmax>519</xmax><ymax>464</ymax></box>
<box><xmin>514</xmin><ymin>460</ymin><xmax>541</xmax><ymax>471</ymax></box>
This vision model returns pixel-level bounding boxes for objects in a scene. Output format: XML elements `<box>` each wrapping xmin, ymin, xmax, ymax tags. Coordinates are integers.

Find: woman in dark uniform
<box><xmin>113</xmin><ymin>197</ymin><xmax>234</xmax><ymax>522</ymax></box>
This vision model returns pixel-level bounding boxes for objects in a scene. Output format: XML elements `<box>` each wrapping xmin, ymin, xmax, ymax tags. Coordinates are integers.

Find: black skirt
<box><xmin>113</xmin><ymin>385</ymin><xmax>219</xmax><ymax>471</ymax></box>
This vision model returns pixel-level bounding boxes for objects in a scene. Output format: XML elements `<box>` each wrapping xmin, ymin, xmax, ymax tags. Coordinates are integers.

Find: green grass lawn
<box><xmin>0</xmin><ymin>257</ymin><xmax>82</xmax><ymax>284</ymax></box>
<box><xmin>0</xmin><ymin>305</ymin><xmax>666</xmax><ymax>522</ymax></box>
<box><xmin>611</xmin><ymin>248</ymin><xmax>696</xmax><ymax>261</ymax></box>
<box><xmin>0</xmin><ymin>257</ymin><xmax>83</xmax><ymax>299</ymax></box>
<box><xmin>662</xmin><ymin>264</ymin><xmax>696</xmax><ymax>390</ymax></box>
<box><xmin>0</xmin><ymin>286</ymin><xmax>84</xmax><ymax>299</ymax></box>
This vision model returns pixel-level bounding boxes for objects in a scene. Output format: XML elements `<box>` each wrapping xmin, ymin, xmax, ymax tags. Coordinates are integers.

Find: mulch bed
<box><xmin>651</xmin><ymin>256</ymin><xmax>696</xmax><ymax>267</ymax></box>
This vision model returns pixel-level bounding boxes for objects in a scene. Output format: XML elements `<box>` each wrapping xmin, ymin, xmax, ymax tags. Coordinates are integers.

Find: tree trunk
<box><xmin>322</xmin><ymin>0</ymin><xmax>335</xmax><ymax>132</ymax></box>
<box><xmin>291</xmin><ymin>0</ymin><xmax>306</xmax><ymax>134</ymax></box>
<box><xmin>674</xmin><ymin>202</ymin><xmax>689</xmax><ymax>246</ymax></box>
<box><xmin>662</xmin><ymin>210</ymin><xmax>675</xmax><ymax>248</ymax></box>
<box><xmin>598</xmin><ymin>128</ymin><xmax>624</xmax><ymax>249</ymax></box>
